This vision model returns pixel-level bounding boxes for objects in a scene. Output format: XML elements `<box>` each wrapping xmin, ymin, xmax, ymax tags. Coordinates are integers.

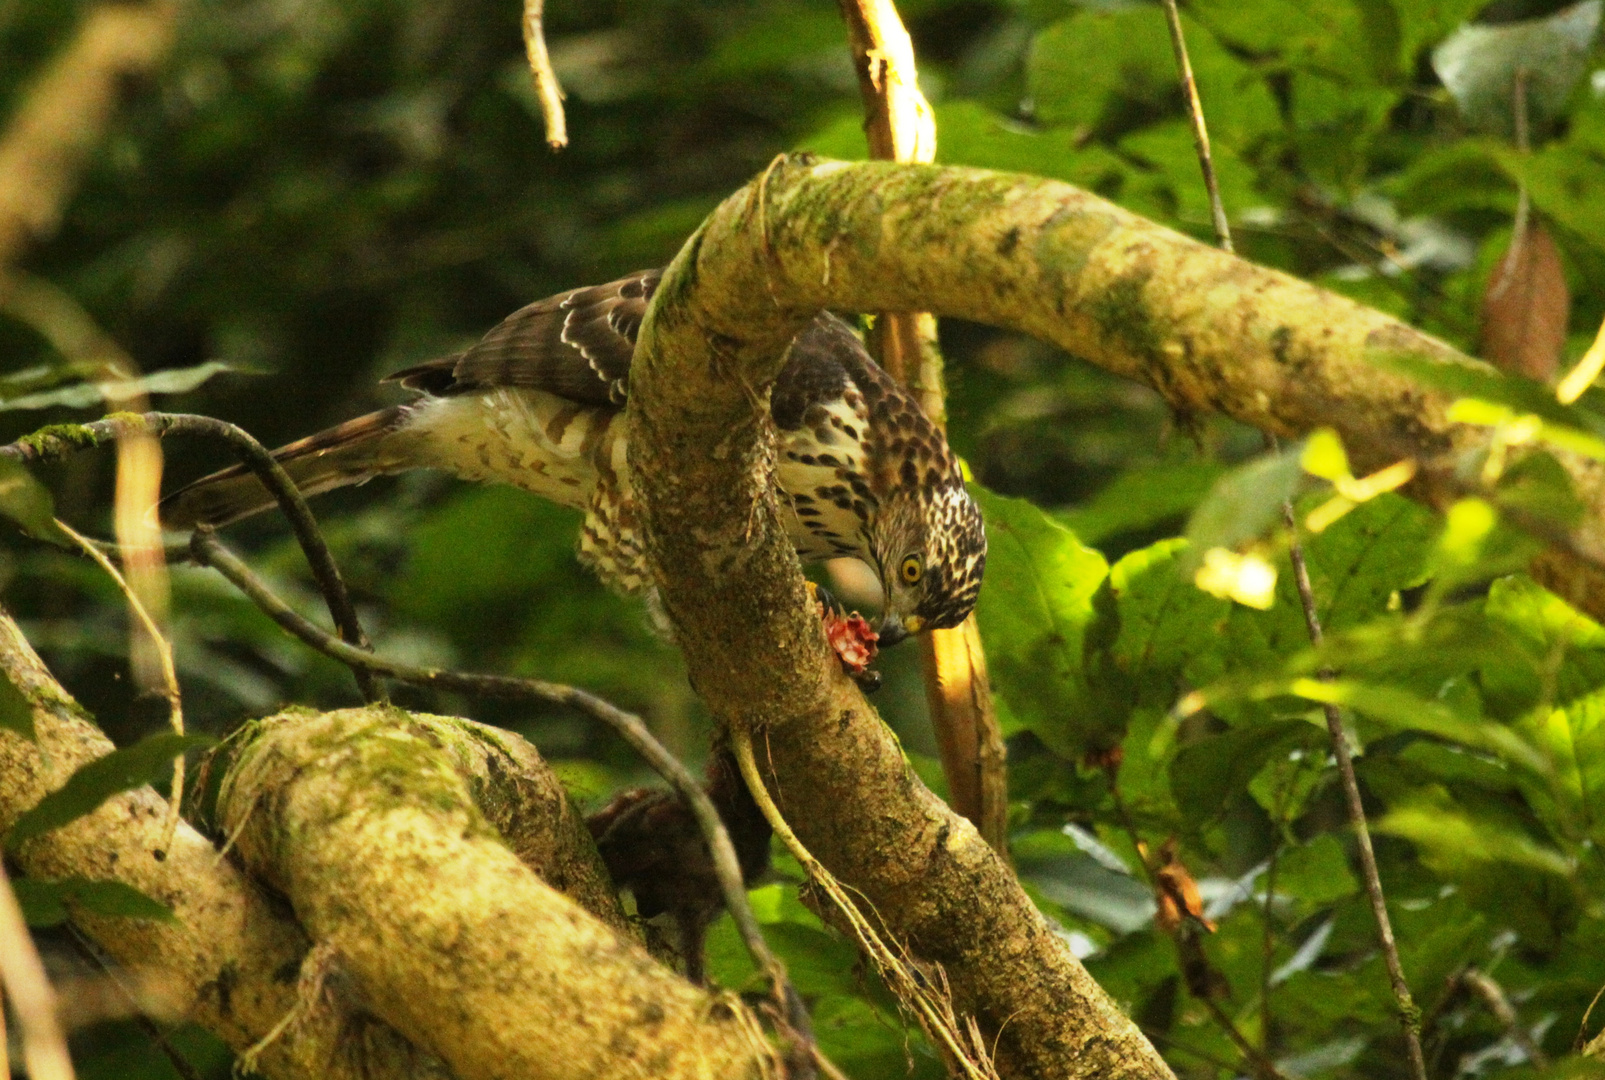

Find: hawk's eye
<box><xmin>899</xmin><ymin>554</ymin><xmax>924</xmax><ymax>585</ymax></box>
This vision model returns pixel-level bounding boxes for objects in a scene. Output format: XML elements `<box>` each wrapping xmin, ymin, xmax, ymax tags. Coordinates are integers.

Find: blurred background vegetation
<box><xmin>8</xmin><ymin>0</ymin><xmax>1605</xmax><ymax>1077</ymax></box>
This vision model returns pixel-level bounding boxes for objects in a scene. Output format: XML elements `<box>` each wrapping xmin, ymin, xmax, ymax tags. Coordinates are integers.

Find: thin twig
<box><xmin>0</xmin><ymin>861</ymin><xmax>75</xmax><ymax>1080</ymax></box>
<box><xmin>521</xmin><ymin>0</ymin><xmax>567</xmax><ymax>149</ymax></box>
<box><xmin>0</xmin><ymin>412</ymin><xmax>384</xmax><ymax>704</ymax></box>
<box><xmin>1284</xmin><ymin>506</ymin><xmax>1428</xmax><ymax>1080</ymax></box>
<box><xmin>183</xmin><ymin>528</ymin><xmax>811</xmax><ymax>1042</ymax></box>
<box><xmin>54</xmin><ymin>518</ymin><xmax>187</xmax><ymax>857</ymax></box>
<box><xmin>1158</xmin><ymin>0</ymin><xmax>1231</xmax><ymax>253</ymax></box>
<box><xmin>1460</xmin><ymin>967</ymin><xmax>1549</xmax><ymax>1068</ymax></box>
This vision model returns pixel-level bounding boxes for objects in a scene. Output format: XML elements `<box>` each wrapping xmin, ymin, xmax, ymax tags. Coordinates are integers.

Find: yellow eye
<box><xmin>899</xmin><ymin>554</ymin><xmax>923</xmax><ymax>585</ymax></box>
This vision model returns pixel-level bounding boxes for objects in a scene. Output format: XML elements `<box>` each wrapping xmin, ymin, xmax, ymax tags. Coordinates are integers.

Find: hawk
<box><xmin>164</xmin><ymin>269</ymin><xmax>986</xmax><ymax>644</ymax></box>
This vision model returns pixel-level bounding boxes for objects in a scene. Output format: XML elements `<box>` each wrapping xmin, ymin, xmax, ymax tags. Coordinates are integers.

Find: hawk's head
<box><xmin>867</xmin><ymin>452</ymin><xmax>987</xmax><ymax>648</ymax></box>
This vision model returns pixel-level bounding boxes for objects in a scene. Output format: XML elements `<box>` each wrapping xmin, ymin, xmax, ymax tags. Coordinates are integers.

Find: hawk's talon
<box><xmin>853</xmin><ymin>669</ymin><xmax>883</xmax><ymax>694</ymax></box>
<box><xmin>809</xmin><ymin>581</ymin><xmax>847</xmax><ymax>619</ymax></box>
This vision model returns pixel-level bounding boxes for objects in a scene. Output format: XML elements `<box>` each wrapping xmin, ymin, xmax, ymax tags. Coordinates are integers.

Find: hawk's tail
<box><xmin>161</xmin><ymin>406</ymin><xmax>417</xmax><ymax>529</ymax></box>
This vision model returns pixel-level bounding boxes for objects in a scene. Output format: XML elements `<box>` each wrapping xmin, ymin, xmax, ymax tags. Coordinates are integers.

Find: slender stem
<box><xmin>1158</xmin><ymin>0</ymin><xmax>1232</xmax><ymax>253</ymax></box>
<box><xmin>55</xmin><ymin>518</ymin><xmax>187</xmax><ymax>857</ymax></box>
<box><xmin>1283</xmin><ymin>506</ymin><xmax>1428</xmax><ymax>1080</ymax></box>
<box><xmin>186</xmin><ymin>527</ymin><xmax>802</xmax><ymax>1029</ymax></box>
<box><xmin>521</xmin><ymin>0</ymin><xmax>567</xmax><ymax>149</ymax></box>
<box><xmin>0</xmin><ymin>412</ymin><xmax>384</xmax><ymax>704</ymax></box>
<box><xmin>1461</xmin><ymin>967</ymin><xmax>1549</xmax><ymax>1068</ymax></box>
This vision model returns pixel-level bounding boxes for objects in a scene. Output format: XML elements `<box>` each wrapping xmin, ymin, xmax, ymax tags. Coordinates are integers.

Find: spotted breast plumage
<box><xmin>163</xmin><ymin>269</ymin><xmax>987</xmax><ymax>643</ymax></box>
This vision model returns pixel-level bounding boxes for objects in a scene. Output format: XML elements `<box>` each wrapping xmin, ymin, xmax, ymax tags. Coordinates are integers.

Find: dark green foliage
<box><xmin>14</xmin><ymin>876</ymin><xmax>176</xmax><ymax>927</ymax></box>
<box><xmin>7</xmin><ymin>0</ymin><xmax>1605</xmax><ymax>1077</ymax></box>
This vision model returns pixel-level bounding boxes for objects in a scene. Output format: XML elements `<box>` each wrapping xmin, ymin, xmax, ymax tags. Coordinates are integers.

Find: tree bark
<box><xmin>628</xmin><ymin>160</ymin><xmax>1185</xmax><ymax>1080</ymax></box>
<box><xmin>215</xmin><ymin>706</ymin><xmax>772</xmax><ymax>1080</ymax></box>
<box><xmin>0</xmin><ymin>601</ymin><xmax>770</xmax><ymax>1080</ymax></box>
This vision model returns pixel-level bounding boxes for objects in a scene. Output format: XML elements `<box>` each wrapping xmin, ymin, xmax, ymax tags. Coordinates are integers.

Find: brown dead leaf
<box><xmin>1481</xmin><ymin>219</ymin><xmax>1570</xmax><ymax>382</ymax></box>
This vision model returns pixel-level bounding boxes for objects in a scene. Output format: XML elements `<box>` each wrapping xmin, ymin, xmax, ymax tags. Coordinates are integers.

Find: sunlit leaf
<box><xmin>1182</xmin><ymin>447</ymin><xmax>1306</xmax><ymax>572</ymax></box>
<box><xmin>1379</xmin><ymin>798</ymin><xmax>1572</xmax><ymax>877</ymax></box>
<box><xmin>4</xmin><ymin>732</ymin><xmax>215</xmax><ymax>851</ymax></box>
<box><xmin>12</xmin><ymin>876</ymin><xmax>175</xmax><ymax>927</ymax></box>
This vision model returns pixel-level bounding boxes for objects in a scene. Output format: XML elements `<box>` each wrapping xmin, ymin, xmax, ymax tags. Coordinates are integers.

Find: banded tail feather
<box><xmin>161</xmin><ymin>406</ymin><xmax>416</xmax><ymax>529</ymax></box>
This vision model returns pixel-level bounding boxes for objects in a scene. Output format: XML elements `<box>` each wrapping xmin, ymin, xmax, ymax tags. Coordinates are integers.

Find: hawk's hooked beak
<box><xmin>876</xmin><ymin>614</ymin><xmax>923</xmax><ymax>648</ymax></box>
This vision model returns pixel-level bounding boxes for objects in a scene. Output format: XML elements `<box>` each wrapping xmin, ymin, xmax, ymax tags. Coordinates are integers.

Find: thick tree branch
<box><xmin>0</xmin><ymin>606</ymin><xmax>442</xmax><ymax>1080</ymax></box>
<box><xmin>629</xmin><ymin>160</ymin><xmax>1181</xmax><ymax>1080</ymax></box>
<box><xmin>640</xmin><ymin>156</ymin><xmax>1605</xmax><ymax>618</ymax></box>
<box><xmin>216</xmin><ymin>706</ymin><xmax>773</xmax><ymax>1080</ymax></box>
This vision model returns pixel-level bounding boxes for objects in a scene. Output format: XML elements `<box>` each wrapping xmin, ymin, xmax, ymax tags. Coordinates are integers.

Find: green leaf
<box><xmin>1058</xmin><ymin>460</ymin><xmax>1226</xmax><ymax>545</ymax></box>
<box><xmin>4</xmin><ymin>732</ymin><xmax>215</xmax><ymax>851</ymax></box>
<box><xmin>0</xmin><ymin>361</ymin><xmax>251</xmax><ymax>411</ymax></box>
<box><xmin>0</xmin><ymin>457</ymin><xmax>66</xmax><ymax>545</ymax></box>
<box><xmin>1379</xmin><ymin>797</ymin><xmax>1573</xmax><ymax>877</ymax></box>
<box><xmin>1431</xmin><ymin>0</ymin><xmax>1601</xmax><ymax>135</ymax></box>
<box><xmin>12</xmin><ymin>876</ymin><xmax>176</xmax><ymax>927</ymax></box>
<box><xmin>1027</xmin><ymin>7</ymin><xmax>1278</xmax><ymax>144</ymax></box>
<box><xmin>1169</xmin><ymin>717</ymin><xmax>1310</xmax><ymax>824</ymax></box>
<box><xmin>1301</xmin><ymin>493</ymin><xmax>1435</xmax><ymax>633</ymax></box>
<box><xmin>971</xmin><ymin>483</ymin><xmax>1112</xmax><ymax>757</ymax></box>
<box><xmin>1097</xmin><ymin>538</ymin><xmax>1230</xmax><ymax>702</ymax></box>
<box><xmin>1270</xmin><ymin>834</ymin><xmax>1359</xmax><ymax>904</ymax></box>
<box><xmin>1182</xmin><ymin>446</ymin><xmax>1307</xmax><ymax>571</ymax></box>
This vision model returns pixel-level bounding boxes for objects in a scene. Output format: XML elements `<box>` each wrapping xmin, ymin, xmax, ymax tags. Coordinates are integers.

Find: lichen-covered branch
<box><xmin>640</xmin><ymin>155</ymin><xmax>1605</xmax><ymax>617</ymax></box>
<box><xmin>0</xmin><ymin>607</ymin><xmax>441</xmax><ymax>1080</ymax></box>
<box><xmin>215</xmin><ymin>706</ymin><xmax>773</xmax><ymax>1080</ymax></box>
<box><xmin>629</xmin><ymin>159</ymin><xmax>1179</xmax><ymax>1080</ymax></box>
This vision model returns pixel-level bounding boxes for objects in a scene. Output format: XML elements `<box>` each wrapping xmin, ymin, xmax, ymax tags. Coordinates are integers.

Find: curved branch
<box><xmin>216</xmin><ymin>706</ymin><xmax>774</xmax><ymax>1080</ymax></box>
<box><xmin>639</xmin><ymin>156</ymin><xmax>1605</xmax><ymax>616</ymax></box>
<box><xmin>0</xmin><ymin>606</ymin><xmax>442</xmax><ymax>1080</ymax></box>
<box><xmin>628</xmin><ymin>160</ymin><xmax>1184</xmax><ymax>1079</ymax></box>
<box><xmin>1</xmin><ymin>411</ymin><xmax>383</xmax><ymax>701</ymax></box>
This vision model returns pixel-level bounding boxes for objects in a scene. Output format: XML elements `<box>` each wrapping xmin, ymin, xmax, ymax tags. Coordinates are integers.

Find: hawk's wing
<box><xmin>385</xmin><ymin>268</ymin><xmax>661</xmax><ymax>407</ymax></box>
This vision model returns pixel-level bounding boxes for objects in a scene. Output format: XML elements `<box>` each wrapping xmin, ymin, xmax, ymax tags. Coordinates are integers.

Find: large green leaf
<box><xmin>1300</xmin><ymin>493</ymin><xmax>1435</xmax><ymax>633</ymax></box>
<box><xmin>1027</xmin><ymin>6</ymin><xmax>1278</xmax><ymax>145</ymax></box>
<box><xmin>4</xmin><ymin>732</ymin><xmax>215</xmax><ymax>851</ymax></box>
<box><xmin>1093</xmin><ymin>538</ymin><xmax>1230</xmax><ymax>712</ymax></box>
<box><xmin>1169</xmin><ymin>717</ymin><xmax>1311</xmax><ymax>825</ymax></box>
<box><xmin>13</xmin><ymin>876</ymin><xmax>176</xmax><ymax>927</ymax></box>
<box><xmin>971</xmin><ymin>484</ymin><xmax>1112</xmax><ymax>757</ymax></box>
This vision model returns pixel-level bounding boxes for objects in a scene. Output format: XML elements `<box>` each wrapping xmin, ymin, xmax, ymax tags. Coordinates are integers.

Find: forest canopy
<box><xmin>6</xmin><ymin>0</ymin><xmax>1605</xmax><ymax>1079</ymax></box>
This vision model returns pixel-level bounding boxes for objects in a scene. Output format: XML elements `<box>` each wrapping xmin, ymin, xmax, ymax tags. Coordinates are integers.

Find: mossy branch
<box><xmin>628</xmin><ymin>157</ymin><xmax>1181</xmax><ymax>1080</ymax></box>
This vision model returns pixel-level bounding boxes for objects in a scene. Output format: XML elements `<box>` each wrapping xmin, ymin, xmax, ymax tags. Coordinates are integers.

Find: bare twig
<box><xmin>521</xmin><ymin>0</ymin><xmax>567</xmax><ymax>149</ymax></box>
<box><xmin>1460</xmin><ymin>967</ymin><xmax>1549</xmax><ymax>1068</ymax></box>
<box><xmin>183</xmin><ymin>528</ymin><xmax>809</xmax><ymax>1042</ymax></box>
<box><xmin>0</xmin><ymin>412</ymin><xmax>384</xmax><ymax>703</ymax></box>
<box><xmin>1158</xmin><ymin>0</ymin><xmax>1232</xmax><ymax>253</ymax></box>
<box><xmin>1284</xmin><ymin>506</ymin><xmax>1428</xmax><ymax>1080</ymax></box>
<box><xmin>0</xmin><ymin>861</ymin><xmax>75</xmax><ymax>1080</ymax></box>
<box><xmin>54</xmin><ymin>518</ymin><xmax>186</xmax><ymax>856</ymax></box>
